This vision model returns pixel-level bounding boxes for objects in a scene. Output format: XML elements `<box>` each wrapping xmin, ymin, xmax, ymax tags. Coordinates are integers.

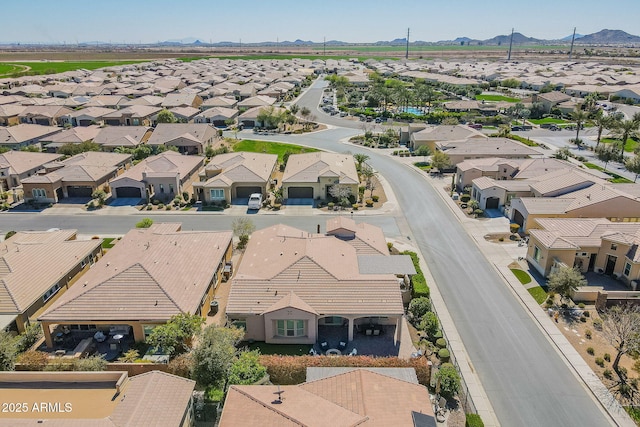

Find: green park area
<box><xmin>232</xmin><ymin>140</ymin><xmax>319</xmax><ymax>162</ymax></box>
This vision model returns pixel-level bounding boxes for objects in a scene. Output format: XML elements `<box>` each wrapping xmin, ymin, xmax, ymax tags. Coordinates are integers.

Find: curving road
<box><xmin>287</xmin><ymin>78</ymin><xmax>612</xmax><ymax>426</ymax></box>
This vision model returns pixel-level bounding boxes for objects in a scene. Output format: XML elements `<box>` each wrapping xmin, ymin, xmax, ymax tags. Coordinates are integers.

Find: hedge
<box><xmin>466</xmin><ymin>413</ymin><xmax>485</xmax><ymax>427</ymax></box>
<box><xmin>259</xmin><ymin>355</ymin><xmax>430</xmax><ymax>386</ymax></box>
<box><xmin>402</xmin><ymin>251</ymin><xmax>430</xmax><ymax>298</ymax></box>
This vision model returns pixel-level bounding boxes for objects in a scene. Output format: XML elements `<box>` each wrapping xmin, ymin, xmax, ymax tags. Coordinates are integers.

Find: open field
<box><xmin>232</xmin><ymin>139</ymin><xmax>319</xmax><ymax>162</ymax></box>
<box><xmin>475</xmin><ymin>94</ymin><xmax>519</xmax><ymax>102</ymax></box>
<box><xmin>0</xmin><ymin>60</ymin><xmax>147</xmax><ymax>76</ymax></box>
<box><xmin>529</xmin><ymin>117</ymin><xmax>569</xmax><ymax>124</ymax></box>
<box><xmin>313</xmin><ymin>44</ymin><xmax>569</xmax><ymax>52</ymax></box>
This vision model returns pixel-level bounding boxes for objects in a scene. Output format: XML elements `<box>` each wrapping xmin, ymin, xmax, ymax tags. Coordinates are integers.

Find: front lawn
<box><xmin>243</xmin><ymin>342</ymin><xmax>312</xmax><ymax>356</ymax></box>
<box><xmin>583</xmin><ymin>163</ymin><xmax>633</xmax><ymax>183</ymax></box>
<box><xmin>528</xmin><ymin>286</ymin><xmax>548</xmax><ymax>304</ymax></box>
<box><xmin>232</xmin><ymin>139</ymin><xmax>319</xmax><ymax>162</ymax></box>
<box><xmin>600</xmin><ymin>137</ymin><xmax>638</xmax><ymax>153</ymax></box>
<box><xmin>475</xmin><ymin>94</ymin><xmax>519</xmax><ymax>103</ymax></box>
<box><xmin>510</xmin><ymin>269</ymin><xmax>532</xmax><ymax>285</ymax></box>
<box><xmin>413</xmin><ymin>162</ymin><xmax>431</xmax><ymax>171</ymax></box>
<box><xmin>529</xmin><ymin>118</ymin><xmax>568</xmax><ymax>125</ymax></box>
<box><xmin>101</xmin><ymin>237</ymin><xmax>116</xmax><ymax>249</ymax></box>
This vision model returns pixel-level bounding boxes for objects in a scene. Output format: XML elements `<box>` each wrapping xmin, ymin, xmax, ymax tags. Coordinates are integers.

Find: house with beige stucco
<box><xmin>193</xmin><ymin>151</ymin><xmax>278</xmax><ymax>204</ymax></box>
<box><xmin>146</xmin><ymin>123</ymin><xmax>217</xmax><ymax>155</ymax></box>
<box><xmin>526</xmin><ymin>218</ymin><xmax>640</xmax><ymax>290</ymax></box>
<box><xmin>409</xmin><ymin>124</ymin><xmax>486</xmax><ymax>151</ymax></box>
<box><xmin>226</xmin><ymin>218</ymin><xmax>414</xmax><ymax>346</ymax></box>
<box><xmin>282</xmin><ymin>152</ymin><xmax>359</xmax><ymax>201</ymax></box>
<box><xmin>38</xmin><ymin>223</ymin><xmax>233</xmax><ymax>347</ymax></box>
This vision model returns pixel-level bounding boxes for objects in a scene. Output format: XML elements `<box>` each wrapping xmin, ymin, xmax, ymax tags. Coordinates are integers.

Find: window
<box><xmin>32</xmin><ymin>188</ymin><xmax>46</xmax><ymax>198</ymax></box>
<box><xmin>210</xmin><ymin>189</ymin><xmax>224</xmax><ymax>200</ymax></box>
<box><xmin>43</xmin><ymin>283</ymin><xmax>61</xmax><ymax>302</ymax></box>
<box><xmin>230</xmin><ymin>319</ymin><xmax>247</xmax><ymax>331</ymax></box>
<box><xmin>159</xmin><ymin>184</ymin><xmax>164</xmax><ymax>193</ymax></box>
<box><xmin>624</xmin><ymin>262</ymin><xmax>632</xmax><ymax>277</ymax></box>
<box><xmin>169</xmin><ymin>184</ymin><xmax>174</xmax><ymax>193</ymax></box>
<box><xmin>276</xmin><ymin>320</ymin><xmax>305</xmax><ymax>337</ymax></box>
<box><xmin>143</xmin><ymin>325</ymin><xmax>156</xmax><ymax>339</ymax></box>
<box><xmin>533</xmin><ymin>246</ymin><xmax>542</xmax><ymax>263</ymax></box>
<box><xmin>611</xmin><ymin>243</ymin><xmax>618</xmax><ymax>250</ymax></box>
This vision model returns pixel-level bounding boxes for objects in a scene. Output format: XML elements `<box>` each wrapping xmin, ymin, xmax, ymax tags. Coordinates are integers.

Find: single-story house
<box><xmin>39</xmin><ymin>125</ymin><xmax>102</xmax><ymax>153</ymax></box>
<box><xmin>0</xmin><ymin>229</ymin><xmax>102</xmax><ymax>333</ymax></box>
<box><xmin>282</xmin><ymin>152</ymin><xmax>359</xmax><ymax>200</ymax></box>
<box><xmin>82</xmin><ymin>95</ymin><xmax>129</xmax><ymax>109</ymax></box>
<box><xmin>0</xmin><ymin>104</ymin><xmax>27</xmax><ymax>126</ymax></box>
<box><xmin>532</xmin><ymin>91</ymin><xmax>571</xmax><ymax>113</ymax></box>
<box><xmin>146</xmin><ymin>123</ymin><xmax>216</xmax><ymax>155</ymax></box>
<box><xmin>471</xmin><ymin>176</ymin><xmax>533</xmax><ymax>210</ymax></box>
<box><xmin>102</xmin><ymin>105</ymin><xmax>162</xmax><ymax>127</ymax></box>
<box><xmin>18</xmin><ymin>105</ymin><xmax>73</xmax><ymax>126</ymax></box>
<box><xmin>438</xmin><ymin>137</ymin><xmax>541</xmax><ymax>166</ymax></box>
<box><xmin>22</xmin><ymin>151</ymin><xmax>132</xmax><ymax>203</ymax></box>
<box><xmin>237</xmin><ymin>95</ymin><xmax>276</xmax><ymax>109</ymax></box>
<box><xmin>169</xmin><ymin>106</ymin><xmax>201</xmax><ymax>123</ymax></box>
<box><xmin>0</xmin><ymin>370</ymin><xmax>195</xmax><ymax>427</ymax></box>
<box><xmin>219</xmin><ymin>369</ymin><xmax>434</xmax><ymax>427</ymax></box>
<box><xmin>0</xmin><ymin>150</ymin><xmax>64</xmax><ymax>191</ymax></box>
<box><xmin>0</xmin><ymin>124</ymin><xmax>62</xmax><ymax>150</ymax></box>
<box><xmin>39</xmin><ymin>223</ymin><xmax>233</xmax><ymax>346</ymax></box>
<box><xmin>193</xmin><ymin>106</ymin><xmax>238</xmax><ymax>127</ymax></box>
<box><xmin>161</xmin><ymin>92</ymin><xmax>203</xmax><ymax>109</ymax></box>
<box><xmin>200</xmin><ymin>96</ymin><xmax>238</xmax><ymax>110</ymax></box>
<box><xmin>110</xmin><ymin>150</ymin><xmax>204</xmax><ymax>201</ymax></box>
<box><xmin>193</xmin><ymin>151</ymin><xmax>278</xmax><ymax>203</ymax></box>
<box><xmin>226</xmin><ymin>220</ymin><xmax>406</xmax><ymax>345</ymax></box>
<box><xmin>237</xmin><ymin>106</ymin><xmax>286</xmax><ymax>128</ymax></box>
<box><xmin>93</xmin><ymin>126</ymin><xmax>152</xmax><ymax>151</ymax></box>
<box><xmin>63</xmin><ymin>106</ymin><xmax>115</xmax><ymax>127</ymax></box>
<box><xmin>527</xmin><ymin>218</ymin><xmax>640</xmax><ymax>288</ymax></box>
<box><xmin>410</xmin><ymin>124</ymin><xmax>486</xmax><ymax>151</ymax></box>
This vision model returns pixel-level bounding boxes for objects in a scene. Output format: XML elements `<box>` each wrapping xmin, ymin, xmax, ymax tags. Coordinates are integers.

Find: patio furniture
<box><xmin>54</xmin><ymin>349</ymin><xmax>66</xmax><ymax>357</ymax></box>
<box><xmin>222</xmin><ymin>262</ymin><xmax>233</xmax><ymax>282</ymax></box>
<box><xmin>348</xmin><ymin>348</ymin><xmax>357</xmax><ymax>356</ymax></box>
<box><xmin>54</xmin><ymin>332</ymin><xmax>64</xmax><ymax>344</ymax></box>
<box><xmin>309</xmin><ymin>348</ymin><xmax>319</xmax><ymax>356</ymax></box>
<box><xmin>338</xmin><ymin>341</ymin><xmax>347</xmax><ymax>352</ymax></box>
<box><xmin>320</xmin><ymin>341</ymin><xmax>328</xmax><ymax>351</ymax></box>
<box><xmin>373</xmin><ymin>329</ymin><xmax>380</xmax><ymax>336</ymax></box>
<box><xmin>365</xmin><ymin>329</ymin><xmax>373</xmax><ymax>336</ymax></box>
<box><xmin>326</xmin><ymin>348</ymin><xmax>341</xmax><ymax>356</ymax></box>
<box><xmin>93</xmin><ymin>331</ymin><xmax>106</xmax><ymax>343</ymax></box>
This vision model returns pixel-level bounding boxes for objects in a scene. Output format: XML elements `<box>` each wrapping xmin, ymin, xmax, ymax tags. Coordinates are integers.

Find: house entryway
<box><xmin>605</xmin><ymin>255</ymin><xmax>617</xmax><ymax>276</ymax></box>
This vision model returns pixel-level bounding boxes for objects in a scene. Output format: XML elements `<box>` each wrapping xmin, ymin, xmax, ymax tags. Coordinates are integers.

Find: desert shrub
<box><xmin>167</xmin><ymin>353</ymin><xmax>194</xmax><ymax>379</ymax></box>
<box><xmin>372</xmin><ymin>195</ymin><xmax>379</xmax><ymax>202</ymax></box>
<box><xmin>466</xmin><ymin>413</ymin><xmax>484</xmax><ymax>427</ymax></box>
<box><xmin>117</xmin><ymin>349</ymin><xmax>140</xmax><ymax>363</ymax></box>
<box><xmin>259</xmin><ymin>355</ymin><xmax>430</xmax><ymax>386</ymax></box>
<box><xmin>438</xmin><ymin>348</ymin><xmax>450</xmax><ymax>361</ymax></box>
<box><xmin>586</xmin><ymin>347</ymin><xmax>594</xmax><ymax>355</ymax></box>
<box><xmin>460</xmin><ymin>194</ymin><xmax>471</xmax><ymax>203</ymax></box>
<box><xmin>228</xmin><ymin>350</ymin><xmax>267</xmax><ymax>385</ymax></box>
<box><xmin>16</xmin><ymin>351</ymin><xmax>49</xmax><ymax>371</ymax></box>
<box><xmin>408</xmin><ymin>297</ymin><xmax>431</xmax><ymax>321</ymax></box>
<box><xmin>435</xmin><ymin>363</ymin><xmax>460</xmax><ymax>398</ymax></box>
<box><xmin>603</xmin><ymin>369</ymin><xmax>613</xmax><ymax>380</ymax></box>
<box><xmin>136</xmin><ymin>218</ymin><xmax>154</xmax><ymax>228</ymax></box>
<box><xmin>165</xmin><ymin>205</ymin><xmax>172</xmax><ymax>210</ymax></box>
<box><xmin>327</xmin><ymin>202</ymin><xmax>334</xmax><ymax>209</ymax></box>
<box><xmin>238</xmin><ymin>235</ymin><xmax>249</xmax><ymax>249</ymax></box>
<box><xmin>509</xmin><ymin>223</ymin><xmax>520</xmax><ymax>234</ymax></box>
<box><xmin>352</xmin><ymin>204</ymin><xmax>359</xmax><ymax>210</ymax></box>
<box><xmin>580</xmin><ymin>316</ymin><xmax>587</xmax><ymax>323</ymax></box>
<box><xmin>74</xmin><ymin>355</ymin><xmax>107</xmax><ymax>371</ymax></box>
<box><xmin>604</xmin><ymin>353</ymin><xmax>611</xmax><ymax>362</ymax></box>
<box><xmin>585</xmin><ymin>329</ymin><xmax>592</xmax><ymax>339</ymax></box>
<box><xmin>595</xmin><ymin>357</ymin><xmax>605</xmax><ymax>367</ymax></box>
<box><xmin>498</xmin><ymin>237</ymin><xmax>504</xmax><ymax>242</ymax></box>
<box><xmin>578</xmin><ymin>303</ymin><xmax>585</xmax><ymax>309</ymax></box>
<box><xmin>592</xmin><ymin>318</ymin><xmax>603</xmax><ymax>330</ymax></box>
<box><xmin>583</xmin><ymin>311</ymin><xmax>590</xmax><ymax>317</ymax></box>
<box><xmin>16</xmin><ymin>324</ymin><xmax>43</xmax><ymax>353</ymax></box>
<box><xmin>387</xmin><ymin>242</ymin><xmax>394</xmax><ymax>252</ymax></box>
<box><xmin>158</xmin><ymin>203</ymin><xmax>165</xmax><ymax>209</ymax></box>
<box><xmin>435</xmin><ymin>338</ymin><xmax>447</xmax><ymax>349</ymax></box>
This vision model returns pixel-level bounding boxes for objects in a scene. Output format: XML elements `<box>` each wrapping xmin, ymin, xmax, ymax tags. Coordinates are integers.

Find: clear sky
<box><xmin>3</xmin><ymin>0</ymin><xmax>640</xmax><ymax>44</ymax></box>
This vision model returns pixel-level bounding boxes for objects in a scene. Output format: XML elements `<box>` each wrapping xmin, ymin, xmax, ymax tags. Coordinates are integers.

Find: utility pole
<box><xmin>568</xmin><ymin>27</ymin><xmax>576</xmax><ymax>59</ymax></box>
<box><xmin>507</xmin><ymin>28</ymin><xmax>514</xmax><ymax>61</ymax></box>
<box><xmin>405</xmin><ymin>28</ymin><xmax>410</xmax><ymax>60</ymax></box>
<box><xmin>323</xmin><ymin>36</ymin><xmax>326</xmax><ymax>56</ymax></box>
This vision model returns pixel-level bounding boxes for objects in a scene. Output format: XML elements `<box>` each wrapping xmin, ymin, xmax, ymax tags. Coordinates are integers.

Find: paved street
<box><xmin>0</xmin><ymin>77</ymin><xmax>618</xmax><ymax>425</ymax></box>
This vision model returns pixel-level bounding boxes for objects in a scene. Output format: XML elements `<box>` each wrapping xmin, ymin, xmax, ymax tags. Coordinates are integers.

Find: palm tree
<box><xmin>570</xmin><ymin>107</ymin><xmax>588</xmax><ymax>147</ymax></box>
<box><xmin>625</xmin><ymin>155</ymin><xmax>640</xmax><ymax>182</ymax></box>
<box><xmin>592</xmin><ymin>110</ymin><xmax>614</xmax><ymax>149</ymax></box>
<box><xmin>353</xmin><ymin>153</ymin><xmax>370</xmax><ymax>172</ymax></box>
<box><xmin>613</xmin><ymin>119</ymin><xmax>639</xmax><ymax>160</ymax></box>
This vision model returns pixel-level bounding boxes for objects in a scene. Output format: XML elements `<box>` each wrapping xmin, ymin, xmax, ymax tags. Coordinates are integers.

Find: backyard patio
<box><xmin>314</xmin><ymin>324</ymin><xmax>400</xmax><ymax>357</ymax></box>
<box><xmin>37</xmin><ymin>327</ymin><xmax>135</xmax><ymax>362</ymax></box>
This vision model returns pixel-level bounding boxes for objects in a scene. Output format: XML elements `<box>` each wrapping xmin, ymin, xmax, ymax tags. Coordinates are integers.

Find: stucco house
<box><xmin>39</xmin><ymin>223</ymin><xmax>233</xmax><ymax>347</ymax></box>
<box><xmin>22</xmin><ymin>151</ymin><xmax>132</xmax><ymax>202</ymax></box>
<box><xmin>93</xmin><ymin>126</ymin><xmax>152</xmax><ymax>151</ymax></box>
<box><xmin>64</xmin><ymin>106</ymin><xmax>116</xmax><ymax>127</ymax></box>
<box><xmin>409</xmin><ymin>124</ymin><xmax>486</xmax><ymax>151</ymax></box>
<box><xmin>146</xmin><ymin>123</ymin><xmax>216</xmax><ymax>155</ymax></box>
<box><xmin>527</xmin><ymin>218</ymin><xmax>640</xmax><ymax>289</ymax></box>
<box><xmin>109</xmin><ymin>150</ymin><xmax>204</xmax><ymax>201</ymax></box>
<box><xmin>193</xmin><ymin>151</ymin><xmax>278</xmax><ymax>204</ymax></box>
<box><xmin>193</xmin><ymin>106</ymin><xmax>238</xmax><ymax>127</ymax></box>
<box><xmin>0</xmin><ymin>124</ymin><xmax>62</xmax><ymax>150</ymax></box>
<box><xmin>18</xmin><ymin>105</ymin><xmax>73</xmax><ymax>126</ymax></box>
<box><xmin>39</xmin><ymin>125</ymin><xmax>102</xmax><ymax>153</ymax></box>
<box><xmin>0</xmin><ymin>229</ymin><xmax>102</xmax><ymax>333</ymax></box>
<box><xmin>282</xmin><ymin>152</ymin><xmax>359</xmax><ymax>200</ymax></box>
<box><xmin>226</xmin><ymin>220</ymin><xmax>407</xmax><ymax>345</ymax></box>
<box><xmin>102</xmin><ymin>105</ymin><xmax>162</xmax><ymax>127</ymax></box>
<box><xmin>0</xmin><ymin>150</ymin><xmax>64</xmax><ymax>191</ymax></box>
<box><xmin>438</xmin><ymin>137</ymin><xmax>541</xmax><ymax>166</ymax></box>
<box><xmin>532</xmin><ymin>91</ymin><xmax>572</xmax><ymax>113</ymax></box>
<box><xmin>161</xmin><ymin>92</ymin><xmax>203</xmax><ymax>109</ymax></box>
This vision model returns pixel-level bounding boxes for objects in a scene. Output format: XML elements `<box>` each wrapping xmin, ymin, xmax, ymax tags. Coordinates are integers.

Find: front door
<box><xmin>588</xmin><ymin>253</ymin><xmax>597</xmax><ymax>271</ymax></box>
<box><xmin>605</xmin><ymin>255</ymin><xmax>617</xmax><ymax>275</ymax></box>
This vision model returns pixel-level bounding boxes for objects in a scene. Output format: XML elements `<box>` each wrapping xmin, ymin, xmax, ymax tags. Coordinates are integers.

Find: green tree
<box><xmin>192</xmin><ymin>325</ymin><xmax>244</xmax><ymax>387</ymax></box>
<box><xmin>156</xmin><ymin>109</ymin><xmax>176</xmax><ymax>124</ymax></box>
<box><xmin>592</xmin><ymin>110</ymin><xmax>614</xmax><ymax>149</ymax></box>
<box><xmin>4</xmin><ymin>231</ymin><xmax>16</xmax><ymax>240</ymax></box>
<box><xmin>595</xmin><ymin>145</ymin><xmax>617</xmax><ymax>171</ymax></box>
<box><xmin>228</xmin><ymin>350</ymin><xmax>267</xmax><ymax>385</ymax></box>
<box><xmin>360</xmin><ymin>165</ymin><xmax>377</xmax><ymax>198</ymax></box>
<box><xmin>435</xmin><ymin>363</ymin><xmax>461</xmax><ymax>398</ymax></box>
<box><xmin>419</xmin><ymin>311</ymin><xmax>439</xmax><ymax>338</ymax></box>
<box><xmin>553</xmin><ymin>147</ymin><xmax>571</xmax><ymax>161</ymax></box>
<box><xmin>232</xmin><ymin>218</ymin><xmax>255</xmax><ymax>241</ymax></box>
<box><xmin>613</xmin><ymin>119</ymin><xmax>639</xmax><ymax>159</ymax></box>
<box><xmin>0</xmin><ymin>331</ymin><xmax>17</xmax><ymax>371</ymax></box>
<box><xmin>430</xmin><ymin>151</ymin><xmax>450</xmax><ymax>172</ymax></box>
<box><xmin>58</xmin><ymin>141</ymin><xmax>101</xmax><ymax>156</ymax></box>
<box><xmin>547</xmin><ymin>266</ymin><xmax>586</xmax><ymax>303</ymax></box>
<box><xmin>408</xmin><ymin>297</ymin><xmax>431</xmax><ymax>321</ymax></box>
<box><xmin>570</xmin><ymin>107</ymin><xmax>588</xmax><ymax>147</ymax></box>
<box><xmin>16</xmin><ymin>323</ymin><xmax>43</xmax><ymax>353</ymax></box>
<box><xmin>147</xmin><ymin>313</ymin><xmax>205</xmax><ymax>357</ymax></box>
<box><xmin>353</xmin><ymin>153</ymin><xmax>370</xmax><ymax>172</ymax></box>
<box><xmin>289</xmin><ymin>104</ymin><xmax>299</xmax><ymax>115</ymax></box>
<box><xmin>91</xmin><ymin>189</ymin><xmax>107</xmax><ymax>206</ymax></box>
<box><xmin>415</xmin><ymin>145</ymin><xmax>432</xmax><ymax>157</ymax></box>
<box><xmin>625</xmin><ymin>155</ymin><xmax>640</xmax><ymax>182</ymax></box>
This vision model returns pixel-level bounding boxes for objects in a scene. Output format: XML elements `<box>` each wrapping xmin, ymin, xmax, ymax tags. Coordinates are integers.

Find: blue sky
<box><xmin>3</xmin><ymin>0</ymin><xmax>640</xmax><ymax>44</ymax></box>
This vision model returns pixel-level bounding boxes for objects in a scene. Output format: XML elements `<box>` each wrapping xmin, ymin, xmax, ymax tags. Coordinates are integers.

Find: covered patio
<box><xmin>316</xmin><ymin>323</ymin><xmax>400</xmax><ymax>357</ymax></box>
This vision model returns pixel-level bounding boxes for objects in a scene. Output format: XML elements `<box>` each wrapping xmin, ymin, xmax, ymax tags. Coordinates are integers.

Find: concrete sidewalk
<box><xmin>394</xmin><ymin>154</ymin><xmax>633</xmax><ymax>426</ymax></box>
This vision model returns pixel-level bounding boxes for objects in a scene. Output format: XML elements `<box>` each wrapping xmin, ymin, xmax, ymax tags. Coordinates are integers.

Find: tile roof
<box><xmin>0</xmin><ymin>124</ymin><xmax>61</xmax><ymax>144</ymax></box>
<box><xmin>0</xmin><ymin>151</ymin><xmax>63</xmax><ymax>175</ymax></box>
<box><xmin>147</xmin><ymin>123</ymin><xmax>215</xmax><ymax>145</ymax></box>
<box><xmin>283</xmin><ymin>152</ymin><xmax>358</xmax><ymax>185</ymax></box>
<box><xmin>411</xmin><ymin>124</ymin><xmax>486</xmax><ymax>142</ymax></box>
<box><xmin>531</xmin><ymin>218</ymin><xmax>640</xmax><ymax>249</ymax></box>
<box><xmin>440</xmin><ymin>137</ymin><xmax>541</xmax><ymax>157</ymax></box>
<box><xmin>0</xmin><ymin>230</ymin><xmax>100</xmax><ymax>314</ymax></box>
<box><xmin>326</xmin><ymin>217</ymin><xmax>389</xmax><ymax>255</ymax></box>
<box><xmin>220</xmin><ymin>370</ymin><xmax>433</xmax><ymax>427</ymax></box>
<box><xmin>111</xmin><ymin>151</ymin><xmax>203</xmax><ymax>184</ymax></box>
<box><xmin>198</xmin><ymin>152</ymin><xmax>277</xmax><ymax>187</ymax></box>
<box><xmin>39</xmin><ymin>224</ymin><xmax>232</xmax><ymax>322</ymax></box>
<box><xmin>93</xmin><ymin>126</ymin><xmax>151</xmax><ymax>146</ymax></box>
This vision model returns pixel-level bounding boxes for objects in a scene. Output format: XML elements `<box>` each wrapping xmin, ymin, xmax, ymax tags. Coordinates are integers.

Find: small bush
<box><xmin>583</xmin><ymin>311</ymin><xmax>590</xmax><ymax>318</ymax></box>
<box><xmin>595</xmin><ymin>357</ymin><xmax>605</xmax><ymax>367</ymax></box>
<box><xmin>167</xmin><ymin>353</ymin><xmax>193</xmax><ymax>379</ymax></box>
<box><xmin>586</xmin><ymin>347</ymin><xmax>594</xmax><ymax>355</ymax></box>
<box><xmin>352</xmin><ymin>204</ymin><xmax>359</xmax><ymax>210</ymax></box>
<box><xmin>603</xmin><ymin>369</ymin><xmax>613</xmax><ymax>380</ymax></box>
<box><xmin>365</xmin><ymin>199</ymin><xmax>373</xmax><ymax>207</ymax></box>
<box><xmin>578</xmin><ymin>303</ymin><xmax>585</xmax><ymax>309</ymax></box>
<box><xmin>136</xmin><ymin>218</ymin><xmax>154</xmax><ymax>228</ymax></box>
<box><xmin>604</xmin><ymin>353</ymin><xmax>611</xmax><ymax>362</ymax></box>
<box><xmin>509</xmin><ymin>223</ymin><xmax>520</xmax><ymax>234</ymax></box>
<box><xmin>438</xmin><ymin>348</ymin><xmax>450</xmax><ymax>361</ymax></box>
<box><xmin>580</xmin><ymin>316</ymin><xmax>587</xmax><ymax>322</ymax></box>
<box><xmin>146</xmin><ymin>205</ymin><xmax>153</xmax><ymax>210</ymax></box>
<box><xmin>408</xmin><ymin>297</ymin><xmax>431</xmax><ymax>321</ymax></box>
<box><xmin>327</xmin><ymin>202</ymin><xmax>334</xmax><ymax>209</ymax></box>
<box><xmin>238</xmin><ymin>234</ymin><xmax>249</xmax><ymax>249</ymax></box>
<box><xmin>435</xmin><ymin>338</ymin><xmax>447</xmax><ymax>349</ymax></box>
<box><xmin>17</xmin><ymin>351</ymin><xmax>49</xmax><ymax>371</ymax></box>
<box><xmin>387</xmin><ymin>242</ymin><xmax>394</xmax><ymax>252</ymax></box>
<box><xmin>592</xmin><ymin>318</ymin><xmax>603</xmax><ymax>330</ymax></box>
<box><xmin>585</xmin><ymin>329</ymin><xmax>592</xmax><ymax>339</ymax></box>
<box><xmin>158</xmin><ymin>203</ymin><xmax>165</xmax><ymax>209</ymax></box>
<box><xmin>466</xmin><ymin>413</ymin><xmax>485</xmax><ymax>427</ymax></box>
<box><xmin>498</xmin><ymin>237</ymin><xmax>504</xmax><ymax>242</ymax></box>
<box><xmin>460</xmin><ymin>194</ymin><xmax>471</xmax><ymax>203</ymax></box>
<box><xmin>372</xmin><ymin>195</ymin><xmax>379</xmax><ymax>202</ymax></box>
<box><xmin>165</xmin><ymin>205</ymin><xmax>172</xmax><ymax>210</ymax></box>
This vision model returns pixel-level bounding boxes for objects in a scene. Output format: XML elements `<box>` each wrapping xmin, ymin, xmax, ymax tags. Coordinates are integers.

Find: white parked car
<box><xmin>248</xmin><ymin>193</ymin><xmax>263</xmax><ymax>210</ymax></box>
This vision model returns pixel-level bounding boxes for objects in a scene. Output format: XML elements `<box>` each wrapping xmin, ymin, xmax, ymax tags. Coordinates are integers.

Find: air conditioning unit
<box><xmin>631</xmin><ymin>281</ymin><xmax>638</xmax><ymax>291</ymax></box>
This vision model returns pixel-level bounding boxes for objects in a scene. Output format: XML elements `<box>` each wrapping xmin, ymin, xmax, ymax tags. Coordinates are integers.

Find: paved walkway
<box><xmin>390</xmin><ymin>154</ymin><xmax>633</xmax><ymax>426</ymax></box>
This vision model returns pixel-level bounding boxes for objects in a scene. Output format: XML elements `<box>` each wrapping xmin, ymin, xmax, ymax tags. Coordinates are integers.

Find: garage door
<box><xmin>513</xmin><ymin>209</ymin><xmax>525</xmax><ymax>227</ymax></box>
<box><xmin>288</xmin><ymin>187</ymin><xmax>314</xmax><ymax>199</ymax></box>
<box><xmin>67</xmin><ymin>186</ymin><xmax>93</xmax><ymax>198</ymax></box>
<box><xmin>486</xmin><ymin>197</ymin><xmax>499</xmax><ymax>209</ymax></box>
<box><xmin>236</xmin><ymin>186</ymin><xmax>262</xmax><ymax>198</ymax></box>
<box><xmin>115</xmin><ymin>187</ymin><xmax>142</xmax><ymax>198</ymax></box>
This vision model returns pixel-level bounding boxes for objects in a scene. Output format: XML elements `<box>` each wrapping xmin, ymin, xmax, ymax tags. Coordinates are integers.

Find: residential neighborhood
<box><xmin>3</xmin><ymin>29</ymin><xmax>640</xmax><ymax>427</ymax></box>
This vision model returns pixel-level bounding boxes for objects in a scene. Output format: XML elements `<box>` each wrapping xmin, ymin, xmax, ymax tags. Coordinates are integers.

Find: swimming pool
<box><xmin>399</xmin><ymin>107</ymin><xmax>425</xmax><ymax>115</ymax></box>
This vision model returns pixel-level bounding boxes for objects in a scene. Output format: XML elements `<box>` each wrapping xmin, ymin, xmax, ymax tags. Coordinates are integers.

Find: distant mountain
<box><xmin>164</xmin><ymin>37</ymin><xmax>201</xmax><ymax>45</ymax></box>
<box><xmin>561</xmin><ymin>33</ymin><xmax>584</xmax><ymax>41</ymax></box>
<box><xmin>482</xmin><ymin>32</ymin><xmax>543</xmax><ymax>45</ymax></box>
<box><xmin>575</xmin><ymin>29</ymin><xmax>640</xmax><ymax>44</ymax></box>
